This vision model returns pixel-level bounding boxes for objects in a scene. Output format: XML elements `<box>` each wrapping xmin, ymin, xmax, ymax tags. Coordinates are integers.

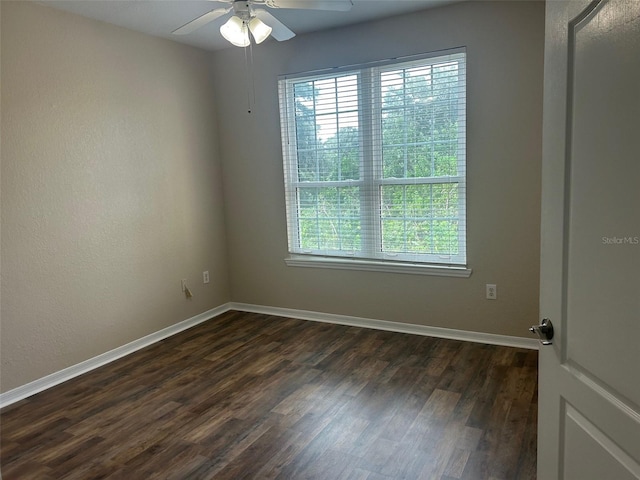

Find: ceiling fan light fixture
<box><xmin>248</xmin><ymin>17</ymin><xmax>272</xmax><ymax>44</ymax></box>
<box><xmin>220</xmin><ymin>15</ymin><xmax>250</xmax><ymax>47</ymax></box>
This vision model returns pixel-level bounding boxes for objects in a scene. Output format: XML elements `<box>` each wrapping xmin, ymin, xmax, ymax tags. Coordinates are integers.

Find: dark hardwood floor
<box><xmin>1</xmin><ymin>310</ymin><xmax>538</xmax><ymax>479</ymax></box>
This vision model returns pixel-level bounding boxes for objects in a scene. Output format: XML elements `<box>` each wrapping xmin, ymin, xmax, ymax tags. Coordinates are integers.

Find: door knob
<box><xmin>529</xmin><ymin>318</ymin><xmax>554</xmax><ymax>345</ymax></box>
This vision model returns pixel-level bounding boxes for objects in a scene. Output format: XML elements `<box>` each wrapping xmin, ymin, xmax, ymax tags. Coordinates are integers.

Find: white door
<box><xmin>537</xmin><ymin>0</ymin><xmax>640</xmax><ymax>479</ymax></box>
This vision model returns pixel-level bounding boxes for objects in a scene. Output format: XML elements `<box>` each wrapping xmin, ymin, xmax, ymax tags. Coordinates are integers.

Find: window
<box><xmin>278</xmin><ymin>49</ymin><xmax>467</xmax><ymax>275</ymax></box>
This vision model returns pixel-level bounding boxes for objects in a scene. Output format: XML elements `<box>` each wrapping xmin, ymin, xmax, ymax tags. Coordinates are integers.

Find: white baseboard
<box><xmin>229</xmin><ymin>302</ymin><xmax>539</xmax><ymax>351</ymax></box>
<box><xmin>0</xmin><ymin>303</ymin><xmax>233</xmax><ymax>409</ymax></box>
<box><xmin>0</xmin><ymin>302</ymin><xmax>537</xmax><ymax>409</ymax></box>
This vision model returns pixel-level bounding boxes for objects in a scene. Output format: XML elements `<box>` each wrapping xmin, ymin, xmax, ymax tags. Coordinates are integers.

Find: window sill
<box><xmin>284</xmin><ymin>255</ymin><xmax>472</xmax><ymax>278</ymax></box>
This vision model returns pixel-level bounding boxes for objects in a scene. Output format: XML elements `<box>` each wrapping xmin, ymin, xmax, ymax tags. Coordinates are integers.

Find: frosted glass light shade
<box><xmin>248</xmin><ymin>17</ymin><xmax>272</xmax><ymax>44</ymax></box>
<box><xmin>220</xmin><ymin>16</ymin><xmax>250</xmax><ymax>47</ymax></box>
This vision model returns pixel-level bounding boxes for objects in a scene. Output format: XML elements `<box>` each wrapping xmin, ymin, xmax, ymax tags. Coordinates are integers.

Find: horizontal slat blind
<box><xmin>279</xmin><ymin>49</ymin><xmax>466</xmax><ymax>266</ymax></box>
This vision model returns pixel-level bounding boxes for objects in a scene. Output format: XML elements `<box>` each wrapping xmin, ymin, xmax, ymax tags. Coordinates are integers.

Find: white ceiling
<box><xmin>38</xmin><ymin>0</ymin><xmax>462</xmax><ymax>52</ymax></box>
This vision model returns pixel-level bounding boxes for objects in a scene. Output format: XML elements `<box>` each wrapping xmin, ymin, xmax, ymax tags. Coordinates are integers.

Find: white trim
<box><xmin>0</xmin><ymin>304</ymin><xmax>233</xmax><ymax>409</ymax></box>
<box><xmin>229</xmin><ymin>302</ymin><xmax>539</xmax><ymax>350</ymax></box>
<box><xmin>0</xmin><ymin>301</ymin><xmax>536</xmax><ymax>409</ymax></box>
<box><xmin>285</xmin><ymin>255</ymin><xmax>472</xmax><ymax>277</ymax></box>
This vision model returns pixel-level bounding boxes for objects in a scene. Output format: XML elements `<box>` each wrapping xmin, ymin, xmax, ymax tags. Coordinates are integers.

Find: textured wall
<box><xmin>0</xmin><ymin>2</ymin><xmax>230</xmax><ymax>392</ymax></box>
<box><xmin>212</xmin><ymin>1</ymin><xmax>545</xmax><ymax>338</ymax></box>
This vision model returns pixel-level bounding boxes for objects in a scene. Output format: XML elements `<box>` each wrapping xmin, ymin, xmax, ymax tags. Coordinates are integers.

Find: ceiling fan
<box><xmin>172</xmin><ymin>0</ymin><xmax>354</xmax><ymax>47</ymax></box>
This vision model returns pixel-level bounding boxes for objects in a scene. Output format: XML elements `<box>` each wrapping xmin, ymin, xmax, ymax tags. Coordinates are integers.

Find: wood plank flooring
<box><xmin>0</xmin><ymin>310</ymin><xmax>538</xmax><ymax>479</ymax></box>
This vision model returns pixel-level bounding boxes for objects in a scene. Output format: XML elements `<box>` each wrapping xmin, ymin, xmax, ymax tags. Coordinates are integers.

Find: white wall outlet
<box><xmin>181</xmin><ymin>279</ymin><xmax>187</xmax><ymax>292</ymax></box>
<box><xmin>203</xmin><ymin>271</ymin><xmax>209</xmax><ymax>284</ymax></box>
<box><xmin>486</xmin><ymin>284</ymin><xmax>497</xmax><ymax>300</ymax></box>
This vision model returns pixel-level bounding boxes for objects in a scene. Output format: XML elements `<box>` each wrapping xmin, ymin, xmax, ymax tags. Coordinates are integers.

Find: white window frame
<box><xmin>279</xmin><ymin>48</ymin><xmax>471</xmax><ymax>277</ymax></box>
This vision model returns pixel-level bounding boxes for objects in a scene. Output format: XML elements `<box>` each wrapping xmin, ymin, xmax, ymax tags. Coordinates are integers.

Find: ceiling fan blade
<box><xmin>172</xmin><ymin>7</ymin><xmax>231</xmax><ymax>35</ymax></box>
<box><xmin>265</xmin><ymin>0</ymin><xmax>353</xmax><ymax>11</ymax></box>
<box><xmin>254</xmin><ymin>9</ymin><xmax>296</xmax><ymax>41</ymax></box>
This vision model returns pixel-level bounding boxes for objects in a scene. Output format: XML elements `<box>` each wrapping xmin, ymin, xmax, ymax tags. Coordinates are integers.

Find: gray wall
<box><xmin>212</xmin><ymin>1</ymin><xmax>545</xmax><ymax>337</ymax></box>
<box><xmin>1</xmin><ymin>1</ymin><xmax>230</xmax><ymax>392</ymax></box>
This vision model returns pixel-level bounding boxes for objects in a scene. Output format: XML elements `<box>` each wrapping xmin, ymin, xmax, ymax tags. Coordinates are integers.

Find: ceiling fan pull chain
<box><xmin>250</xmin><ymin>41</ymin><xmax>257</xmax><ymax>112</ymax></box>
<box><xmin>244</xmin><ymin>39</ymin><xmax>257</xmax><ymax>114</ymax></box>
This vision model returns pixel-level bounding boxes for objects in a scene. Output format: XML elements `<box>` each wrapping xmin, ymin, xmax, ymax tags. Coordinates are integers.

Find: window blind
<box><xmin>278</xmin><ymin>49</ymin><xmax>467</xmax><ymax>267</ymax></box>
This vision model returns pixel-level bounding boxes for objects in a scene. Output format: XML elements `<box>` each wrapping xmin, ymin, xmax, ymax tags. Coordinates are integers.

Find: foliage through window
<box><xmin>279</xmin><ymin>50</ymin><xmax>467</xmax><ymax>268</ymax></box>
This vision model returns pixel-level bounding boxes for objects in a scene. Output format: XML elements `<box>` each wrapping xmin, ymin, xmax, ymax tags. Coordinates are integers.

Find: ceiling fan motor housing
<box><xmin>233</xmin><ymin>1</ymin><xmax>253</xmax><ymax>20</ymax></box>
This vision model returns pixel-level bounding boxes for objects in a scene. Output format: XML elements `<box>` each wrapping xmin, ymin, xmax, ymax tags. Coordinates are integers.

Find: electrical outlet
<box><xmin>181</xmin><ymin>279</ymin><xmax>187</xmax><ymax>292</ymax></box>
<box><xmin>486</xmin><ymin>284</ymin><xmax>497</xmax><ymax>300</ymax></box>
<box><xmin>203</xmin><ymin>271</ymin><xmax>210</xmax><ymax>284</ymax></box>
